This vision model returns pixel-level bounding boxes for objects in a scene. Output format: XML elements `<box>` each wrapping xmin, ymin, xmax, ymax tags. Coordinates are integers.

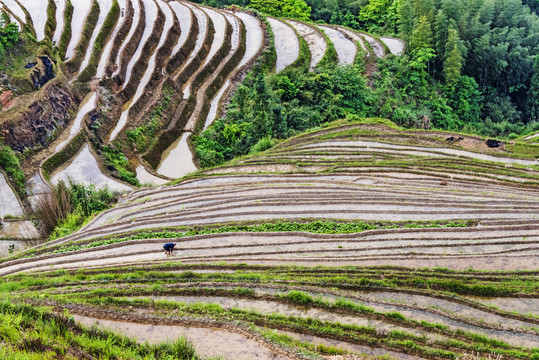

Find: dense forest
<box><xmin>193</xmin><ymin>0</ymin><xmax>539</xmax><ymax>167</ymax></box>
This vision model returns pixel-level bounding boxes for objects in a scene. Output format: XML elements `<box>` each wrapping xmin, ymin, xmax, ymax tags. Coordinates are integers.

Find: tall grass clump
<box><xmin>34</xmin><ymin>180</ymin><xmax>117</xmax><ymax>238</ymax></box>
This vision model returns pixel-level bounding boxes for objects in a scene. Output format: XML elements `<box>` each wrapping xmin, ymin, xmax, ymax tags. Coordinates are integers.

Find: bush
<box><xmin>284</xmin><ymin>290</ymin><xmax>313</xmax><ymax>305</ymax></box>
<box><xmin>0</xmin><ymin>141</ymin><xmax>25</xmax><ymax>197</ymax></box>
<box><xmin>34</xmin><ymin>181</ymin><xmax>117</xmax><ymax>238</ymax></box>
<box><xmin>250</xmin><ymin>136</ymin><xmax>275</xmax><ymax>153</ymax></box>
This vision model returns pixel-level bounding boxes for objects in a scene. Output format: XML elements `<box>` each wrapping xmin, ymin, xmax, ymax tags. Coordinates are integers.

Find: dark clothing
<box><xmin>164</xmin><ymin>243</ymin><xmax>176</xmax><ymax>251</ymax></box>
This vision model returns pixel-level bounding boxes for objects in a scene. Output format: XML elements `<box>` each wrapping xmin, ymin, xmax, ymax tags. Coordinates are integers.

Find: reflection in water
<box><xmin>157</xmin><ymin>132</ymin><xmax>198</xmax><ymax>179</ymax></box>
<box><xmin>0</xmin><ymin>172</ymin><xmax>24</xmax><ymax>218</ymax></box>
<box><xmin>51</xmin><ymin>144</ymin><xmax>132</xmax><ymax>192</ymax></box>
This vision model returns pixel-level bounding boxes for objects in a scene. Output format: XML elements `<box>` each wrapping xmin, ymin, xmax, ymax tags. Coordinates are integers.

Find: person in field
<box><xmin>163</xmin><ymin>242</ymin><xmax>177</xmax><ymax>255</ymax></box>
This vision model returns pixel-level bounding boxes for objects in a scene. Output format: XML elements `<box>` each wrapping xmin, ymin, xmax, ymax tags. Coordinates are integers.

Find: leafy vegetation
<box><xmin>0</xmin><ymin>21</ymin><xmax>19</xmax><ymax>61</ymax></box>
<box><xmin>194</xmin><ymin>61</ymin><xmax>372</xmax><ymax>167</ymax></box>
<box><xmin>34</xmin><ymin>180</ymin><xmax>117</xmax><ymax>239</ymax></box>
<box><xmin>101</xmin><ymin>145</ymin><xmax>139</xmax><ymax>186</ymax></box>
<box><xmin>0</xmin><ymin>301</ymin><xmax>204</xmax><ymax>359</ymax></box>
<box><xmin>250</xmin><ymin>0</ymin><xmax>312</xmax><ymax>21</ymax></box>
<box><xmin>0</xmin><ymin>140</ymin><xmax>25</xmax><ymax>197</ymax></box>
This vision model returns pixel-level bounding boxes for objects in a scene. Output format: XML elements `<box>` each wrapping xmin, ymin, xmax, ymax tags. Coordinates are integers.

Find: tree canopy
<box><xmin>250</xmin><ymin>0</ymin><xmax>312</xmax><ymax>20</ymax></box>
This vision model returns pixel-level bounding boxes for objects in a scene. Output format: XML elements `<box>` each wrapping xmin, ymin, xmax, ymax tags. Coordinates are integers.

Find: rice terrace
<box><xmin>0</xmin><ymin>0</ymin><xmax>538</xmax><ymax>358</ymax></box>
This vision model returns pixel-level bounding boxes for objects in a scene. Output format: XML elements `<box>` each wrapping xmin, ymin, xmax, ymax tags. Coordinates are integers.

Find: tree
<box><xmin>250</xmin><ymin>0</ymin><xmax>311</xmax><ymax>21</ymax></box>
<box><xmin>527</xmin><ymin>56</ymin><xmax>539</xmax><ymax>121</ymax></box>
<box><xmin>443</xmin><ymin>28</ymin><xmax>463</xmax><ymax>84</ymax></box>
<box><xmin>447</xmin><ymin>76</ymin><xmax>482</xmax><ymax>124</ymax></box>
<box><xmin>410</xmin><ymin>16</ymin><xmax>435</xmax><ymax>74</ymax></box>
<box><xmin>357</xmin><ymin>0</ymin><xmax>395</xmax><ymax>32</ymax></box>
<box><xmin>396</xmin><ymin>0</ymin><xmax>414</xmax><ymax>42</ymax></box>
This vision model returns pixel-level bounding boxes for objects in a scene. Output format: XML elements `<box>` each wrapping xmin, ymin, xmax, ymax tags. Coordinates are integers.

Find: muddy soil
<box><xmin>465</xmin><ymin>297</ymin><xmax>539</xmax><ymax>317</ymax></box>
<box><xmin>139</xmin><ymin>295</ymin><xmax>429</xmax><ymax>338</ymax></box>
<box><xmin>72</xmin><ymin>315</ymin><xmax>292</xmax><ymax>360</ymax></box>
<box><xmin>279</xmin><ymin>330</ymin><xmax>424</xmax><ymax>360</ymax></box>
<box><xmin>301</xmin><ymin>140</ymin><xmax>539</xmax><ymax>166</ymax></box>
<box><xmin>0</xmin><ymin>220</ymin><xmax>39</xmax><ymax>240</ymax></box>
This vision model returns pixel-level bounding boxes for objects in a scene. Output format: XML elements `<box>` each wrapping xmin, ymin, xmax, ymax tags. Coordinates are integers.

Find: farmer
<box><xmin>163</xmin><ymin>242</ymin><xmax>177</xmax><ymax>255</ymax></box>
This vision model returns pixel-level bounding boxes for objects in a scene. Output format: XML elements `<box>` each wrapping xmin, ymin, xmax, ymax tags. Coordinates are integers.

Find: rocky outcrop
<box><xmin>0</xmin><ymin>83</ymin><xmax>78</xmax><ymax>152</ymax></box>
<box><xmin>30</xmin><ymin>56</ymin><xmax>56</xmax><ymax>90</ymax></box>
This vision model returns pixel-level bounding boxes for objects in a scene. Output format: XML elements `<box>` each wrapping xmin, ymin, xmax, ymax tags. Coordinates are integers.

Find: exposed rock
<box><xmin>25</xmin><ymin>62</ymin><xmax>37</xmax><ymax>69</ymax></box>
<box><xmin>446</xmin><ymin>136</ymin><xmax>464</xmax><ymax>142</ymax></box>
<box><xmin>30</xmin><ymin>56</ymin><xmax>56</xmax><ymax>90</ymax></box>
<box><xmin>0</xmin><ymin>90</ymin><xmax>12</xmax><ymax>108</ymax></box>
<box><xmin>486</xmin><ymin>139</ymin><xmax>503</xmax><ymax>148</ymax></box>
<box><xmin>0</xmin><ymin>84</ymin><xmax>78</xmax><ymax>152</ymax></box>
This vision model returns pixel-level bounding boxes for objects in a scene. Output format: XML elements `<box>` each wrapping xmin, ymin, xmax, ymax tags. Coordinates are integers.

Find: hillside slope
<box><xmin>1</xmin><ymin>119</ymin><xmax>538</xmax><ymax>359</ymax></box>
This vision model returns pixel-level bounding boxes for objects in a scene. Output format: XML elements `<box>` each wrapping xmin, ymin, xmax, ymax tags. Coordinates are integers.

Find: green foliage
<box><xmin>0</xmin><ymin>141</ymin><xmax>25</xmax><ymax>197</ymax></box>
<box><xmin>101</xmin><ymin>145</ymin><xmax>138</xmax><ymax>186</ymax></box>
<box><xmin>0</xmin><ymin>302</ymin><xmax>203</xmax><ymax>359</ymax></box>
<box><xmin>42</xmin><ymin>180</ymin><xmax>116</xmax><ymax>240</ymax></box>
<box><xmin>0</xmin><ymin>23</ymin><xmax>19</xmax><ymax>61</ymax></box>
<box><xmin>44</xmin><ymin>0</ymin><xmax>56</xmax><ymax>40</ymax></box>
<box><xmin>249</xmin><ymin>136</ymin><xmax>275</xmax><ymax>153</ymax></box>
<box><xmin>42</xmin><ymin>131</ymin><xmax>86</xmax><ymax>180</ymax></box>
<box><xmin>284</xmin><ymin>290</ymin><xmax>313</xmax><ymax>305</ymax></box>
<box><xmin>126</xmin><ymin>89</ymin><xmax>171</xmax><ymax>153</ymax></box>
<box><xmin>357</xmin><ymin>0</ymin><xmax>397</xmax><ymax>33</ymax></box>
<box><xmin>250</xmin><ymin>0</ymin><xmax>312</xmax><ymax>21</ymax></box>
<box><xmin>195</xmin><ymin>62</ymin><xmax>372</xmax><ymax>168</ymax></box>
<box><xmin>57</xmin><ymin>0</ymin><xmax>73</xmax><ymax>58</ymax></box>
<box><xmin>68</xmin><ymin>182</ymin><xmax>115</xmax><ymax>217</ymax></box>
<box><xmin>40</xmin><ymin>220</ymin><xmax>471</xmax><ymax>256</ymax></box>
<box><xmin>528</xmin><ymin>56</ymin><xmax>539</xmax><ymax>122</ymax></box>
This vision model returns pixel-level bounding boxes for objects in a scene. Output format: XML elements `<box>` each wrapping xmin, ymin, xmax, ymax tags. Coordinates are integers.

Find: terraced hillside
<box><xmin>1</xmin><ymin>118</ymin><xmax>539</xmax><ymax>358</ymax></box>
<box><xmin>3</xmin><ymin>1</ymin><xmax>539</xmax><ymax>359</ymax></box>
<box><xmin>0</xmin><ymin>0</ymin><xmax>400</xmax><ymax>233</ymax></box>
